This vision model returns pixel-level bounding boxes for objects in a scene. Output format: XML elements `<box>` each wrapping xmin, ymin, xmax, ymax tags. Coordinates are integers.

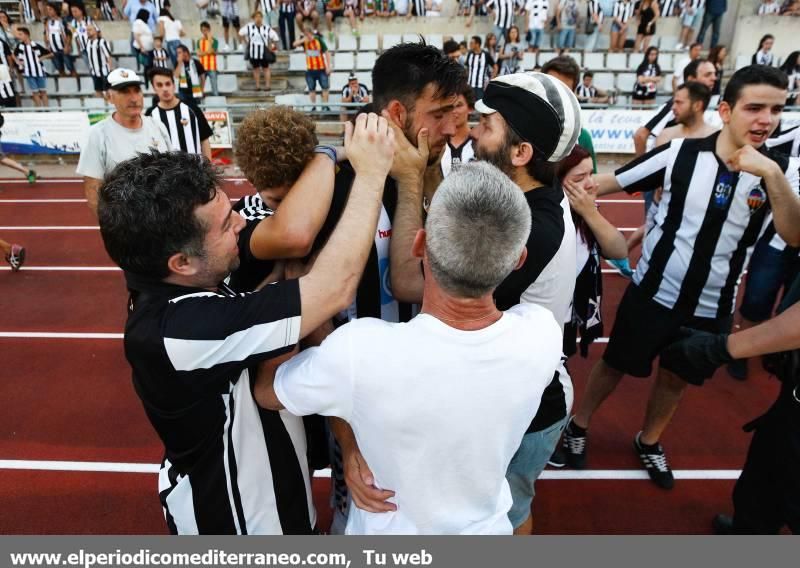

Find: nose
<box><xmin>233</xmin><ymin>212</ymin><xmax>246</xmax><ymax>234</ymax></box>
<box><xmin>441</xmin><ymin>113</ymin><xmax>457</xmax><ymax>138</ymax></box>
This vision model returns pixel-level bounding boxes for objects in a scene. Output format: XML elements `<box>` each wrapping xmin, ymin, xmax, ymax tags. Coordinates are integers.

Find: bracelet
<box><xmin>314</xmin><ymin>145</ymin><xmax>337</xmax><ymax>165</ymax></box>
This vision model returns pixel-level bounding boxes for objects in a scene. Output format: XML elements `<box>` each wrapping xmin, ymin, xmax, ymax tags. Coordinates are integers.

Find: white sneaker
<box><xmin>675</xmin><ymin>43</ymin><xmax>684</xmax><ymax>50</ymax></box>
<box><xmin>222</xmin><ymin>43</ymin><xmax>231</xmax><ymax>51</ymax></box>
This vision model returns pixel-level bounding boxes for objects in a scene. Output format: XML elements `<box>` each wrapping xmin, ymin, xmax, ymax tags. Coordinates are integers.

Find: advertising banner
<box><xmin>204</xmin><ymin>110</ymin><xmax>233</xmax><ymax>149</ymax></box>
<box><xmin>0</xmin><ymin>111</ymin><xmax>90</xmax><ymax>154</ymax></box>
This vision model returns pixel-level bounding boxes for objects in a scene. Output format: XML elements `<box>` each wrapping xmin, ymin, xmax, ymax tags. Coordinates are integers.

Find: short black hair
<box><xmin>200</xmin><ymin>20</ymin><xmax>211</xmax><ymax>29</ymax></box>
<box><xmin>148</xmin><ymin>66</ymin><xmax>173</xmax><ymax>86</ymax></box>
<box><xmin>722</xmin><ymin>65</ymin><xmax>788</xmax><ymax>108</ymax></box>
<box><xmin>177</xmin><ymin>44</ymin><xmax>190</xmax><ymax>54</ymax></box>
<box><xmin>372</xmin><ymin>41</ymin><xmax>466</xmax><ymax>112</ymax></box>
<box><xmin>470</xmin><ymin>35</ymin><xmax>482</xmax><ymax>47</ymax></box>
<box><xmin>583</xmin><ymin>71</ymin><xmax>594</xmax><ymax>79</ymax></box>
<box><xmin>98</xmin><ymin>152</ymin><xmax>220</xmax><ymax>279</ymax></box>
<box><xmin>677</xmin><ymin>81</ymin><xmax>711</xmax><ymax>110</ymax></box>
<box><xmin>443</xmin><ymin>39</ymin><xmax>460</xmax><ymax>55</ymax></box>
<box><xmin>683</xmin><ymin>57</ymin><xmax>708</xmax><ymax>82</ymax></box>
<box><xmin>542</xmin><ymin>56</ymin><xmax>581</xmax><ymax>89</ymax></box>
<box><xmin>17</xmin><ymin>26</ymin><xmax>30</xmax><ymax>37</ymax></box>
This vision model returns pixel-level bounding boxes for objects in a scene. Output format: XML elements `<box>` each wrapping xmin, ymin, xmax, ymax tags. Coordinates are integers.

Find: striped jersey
<box><xmin>341</xmin><ymin>82</ymin><xmax>369</xmax><ymax>102</ymax></box>
<box><xmin>99</xmin><ymin>0</ymin><xmax>116</xmax><ymax>21</ymax></box>
<box><xmin>643</xmin><ymin>98</ymin><xmax>676</xmax><ymax>147</ymax></box>
<box><xmin>525</xmin><ymin>0</ymin><xmax>549</xmax><ymax>29</ymax></box>
<box><xmin>466</xmin><ymin>50</ymin><xmax>494</xmax><ymax>89</ymax></box>
<box><xmin>302</xmin><ymin>36</ymin><xmax>327</xmax><ymax>71</ymax></box>
<box><xmin>86</xmin><ymin>38</ymin><xmax>112</xmax><ymax>78</ymax></box>
<box><xmin>124</xmin><ymin>272</ymin><xmax>315</xmax><ymax>535</ymax></box>
<box><xmin>152</xmin><ymin>47</ymin><xmax>169</xmax><ymax>69</ymax></box>
<box><xmin>46</xmin><ymin>18</ymin><xmax>66</xmax><ymax>53</ymax></box>
<box><xmin>659</xmin><ymin>0</ymin><xmax>679</xmax><ymax>16</ymax></box>
<box><xmin>758</xmin><ymin>1</ymin><xmax>781</xmax><ymax>15</ymax></box>
<box><xmin>240</xmin><ymin>23</ymin><xmax>278</xmax><ymax>61</ymax></box>
<box><xmin>586</xmin><ymin>0</ymin><xmax>604</xmax><ymax>24</ymax></box>
<box><xmin>260</xmin><ymin>0</ymin><xmax>278</xmax><ymax>12</ymax></box>
<box><xmin>612</xmin><ymin>0</ymin><xmax>635</xmax><ymax>22</ymax></box>
<box><xmin>197</xmin><ymin>37</ymin><xmax>219</xmax><ymax>71</ymax></box>
<box><xmin>485</xmin><ymin>0</ymin><xmax>518</xmax><ymax>29</ymax></box>
<box><xmin>0</xmin><ymin>40</ymin><xmax>15</xmax><ymax>99</ymax></box>
<box><xmin>70</xmin><ymin>17</ymin><xmax>96</xmax><ymax>53</ymax></box>
<box><xmin>576</xmin><ymin>83</ymin><xmax>597</xmax><ymax>100</ymax></box>
<box><xmin>279</xmin><ymin>0</ymin><xmax>296</xmax><ymax>13</ymax></box>
<box><xmin>20</xmin><ymin>0</ymin><xmax>36</xmax><ymax>23</ymax></box>
<box><xmin>758</xmin><ymin>125</ymin><xmax>800</xmax><ymax>252</ymax></box>
<box><xmin>412</xmin><ymin>0</ymin><xmax>427</xmax><ymax>16</ymax></box>
<box><xmin>145</xmin><ymin>101</ymin><xmax>213</xmax><ymax>155</ymax></box>
<box><xmin>440</xmin><ymin>137</ymin><xmax>475</xmax><ymax>177</ymax></box>
<box><xmin>229</xmin><ymin>194</ymin><xmax>277</xmax><ymax>294</ymax></box>
<box><xmin>615</xmin><ymin>131</ymin><xmax>800</xmax><ymax>317</ymax></box>
<box><xmin>14</xmin><ymin>42</ymin><xmax>49</xmax><ymax>78</ymax></box>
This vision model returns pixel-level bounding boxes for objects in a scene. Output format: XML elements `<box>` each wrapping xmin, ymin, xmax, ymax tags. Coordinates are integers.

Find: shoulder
<box><xmin>504</xmin><ymin>304</ymin><xmax>561</xmax><ymax>340</ymax></box>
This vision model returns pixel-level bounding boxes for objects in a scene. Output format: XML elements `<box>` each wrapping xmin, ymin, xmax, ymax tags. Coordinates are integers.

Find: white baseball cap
<box><xmin>107</xmin><ymin>68</ymin><xmax>143</xmax><ymax>90</ymax></box>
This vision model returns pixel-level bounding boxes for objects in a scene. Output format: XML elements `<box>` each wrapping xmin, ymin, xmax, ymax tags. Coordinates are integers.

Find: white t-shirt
<box><xmin>525</xmin><ymin>0</ymin><xmax>550</xmax><ymax>30</ymax></box>
<box><xmin>77</xmin><ymin>115</ymin><xmax>171</xmax><ymax>179</ymax></box>
<box><xmin>274</xmin><ymin>304</ymin><xmax>563</xmax><ymax>535</ymax></box>
<box><xmin>159</xmin><ymin>16</ymin><xmax>183</xmax><ymax>42</ymax></box>
<box><xmin>673</xmin><ymin>55</ymin><xmax>691</xmax><ymax>83</ymax></box>
<box><xmin>132</xmin><ymin>19</ymin><xmax>154</xmax><ymax>51</ymax></box>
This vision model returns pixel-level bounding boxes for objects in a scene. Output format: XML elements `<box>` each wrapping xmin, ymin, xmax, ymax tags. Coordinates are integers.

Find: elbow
<box><xmin>282</xmin><ymin>227</ymin><xmax>315</xmax><ymax>258</ymax></box>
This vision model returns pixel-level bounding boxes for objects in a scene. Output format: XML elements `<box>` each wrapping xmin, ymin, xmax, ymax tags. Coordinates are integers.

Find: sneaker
<box><xmin>27</xmin><ymin>169</ymin><xmax>36</xmax><ymax>184</ymax></box>
<box><xmin>5</xmin><ymin>244</ymin><xmax>25</xmax><ymax>271</ymax></box>
<box><xmin>634</xmin><ymin>432</ymin><xmax>674</xmax><ymax>490</ymax></box>
<box><xmin>712</xmin><ymin>514</ymin><xmax>735</xmax><ymax>535</ymax></box>
<box><xmin>562</xmin><ymin>417</ymin><xmax>588</xmax><ymax>469</ymax></box>
<box><xmin>222</xmin><ymin>43</ymin><xmax>231</xmax><ymax>51</ymax></box>
<box><xmin>675</xmin><ymin>43</ymin><xmax>684</xmax><ymax>50</ymax></box>
<box><xmin>726</xmin><ymin>359</ymin><xmax>748</xmax><ymax>381</ymax></box>
<box><xmin>547</xmin><ymin>445</ymin><xmax>566</xmax><ymax>468</ymax></box>
<box><xmin>605</xmin><ymin>258</ymin><xmax>634</xmax><ymax>278</ymax></box>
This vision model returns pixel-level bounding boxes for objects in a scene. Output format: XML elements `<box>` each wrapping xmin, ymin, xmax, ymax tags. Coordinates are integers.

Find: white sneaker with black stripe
<box><xmin>634</xmin><ymin>432</ymin><xmax>674</xmax><ymax>490</ymax></box>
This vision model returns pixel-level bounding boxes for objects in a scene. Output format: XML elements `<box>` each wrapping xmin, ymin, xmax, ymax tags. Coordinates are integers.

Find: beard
<box><xmin>404</xmin><ymin>118</ymin><xmax>445</xmax><ymax>166</ymax></box>
<box><xmin>474</xmin><ymin>137</ymin><xmax>515</xmax><ymax>178</ymax></box>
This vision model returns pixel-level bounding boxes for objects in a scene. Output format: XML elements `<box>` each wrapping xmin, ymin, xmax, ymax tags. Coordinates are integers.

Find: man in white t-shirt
<box><xmin>525</xmin><ymin>0</ymin><xmax>550</xmax><ymax>53</ymax></box>
<box><xmin>77</xmin><ymin>68</ymin><xmax>171</xmax><ymax>214</ymax></box>
<box><xmin>255</xmin><ymin>162</ymin><xmax>563</xmax><ymax>535</ymax></box>
<box><xmin>672</xmin><ymin>42</ymin><xmax>701</xmax><ymax>92</ymax></box>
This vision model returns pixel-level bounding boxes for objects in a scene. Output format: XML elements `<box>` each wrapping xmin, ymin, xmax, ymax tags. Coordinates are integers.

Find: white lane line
<box><xmin>596</xmin><ymin>199</ymin><xmax>645</xmax><ymax>204</ymax></box>
<box><xmin>0</xmin><ymin>226</ymin><xmax>99</xmax><ymax>230</ymax></box>
<box><xmin>0</xmin><ymin>199</ymin><xmax>87</xmax><ymax>203</ymax></box>
<box><xmin>0</xmin><ymin>177</ymin><xmax>250</xmax><ymax>184</ymax></box>
<box><xmin>0</xmin><ymin>266</ymin><xmax>120</xmax><ymax>271</ymax></box>
<box><xmin>0</xmin><ymin>332</ymin><xmax>124</xmax><ymax>339</ymax></box>
<box><xmin>0</xmin><ymin>460</ymin><xmax>741</xmax><ymax>479</ymax></box>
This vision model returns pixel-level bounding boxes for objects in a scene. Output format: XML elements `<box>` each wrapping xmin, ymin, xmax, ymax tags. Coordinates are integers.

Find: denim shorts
<box><xmin>528</xmin><ymin>28</ymin><xmax>544</xmax><ymax>48</ymax></box>
<box><xmin>26</xmin><ymin>76</ymin><xmax>46</xmax><ymax>92</ymax></box>
<box><xmin>506</xmin><ymin>416</ymin><xmax>568</xmax><ymax>528</ymax></box>
<box><xmin>305</xmin><ymin>69</ymin><xmax>329</xmax><ymax>91</ymax></box>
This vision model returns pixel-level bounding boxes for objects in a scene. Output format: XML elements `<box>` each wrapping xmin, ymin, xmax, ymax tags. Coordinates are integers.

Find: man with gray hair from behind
<box><xmin>254</xmin><ymin>162</ymin><xmax>564</xmax><ymax>535</ymax></box>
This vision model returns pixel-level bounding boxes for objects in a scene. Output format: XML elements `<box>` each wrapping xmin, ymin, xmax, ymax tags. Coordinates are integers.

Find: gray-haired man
<box><xmin>255</xmin><ymin>162</ymin><xmax>564</xmax><ymax>535</ymax></box>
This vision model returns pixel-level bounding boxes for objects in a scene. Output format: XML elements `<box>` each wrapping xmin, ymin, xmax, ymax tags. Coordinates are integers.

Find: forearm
<box><xmin>84</xmin><ymin>177</ymin><xmax>102</xmax><ymax>215</ymax></box>
<box><xmin>727</xmin><ymin>301</ymin><xmax>800</xmax><ymax>359</ymax></box>
<box><xmin>201</xmin><ymin>138</ymin><xmax>211</xmax><ymax>160</ymax></box>
<box><xmin>581</xmin><ymin>209</ymin><xmax>628</xmax><ymax>259</ymax></box>
<box><xmin>330</xmin><ymin>417</ymin><xmax>358</xmax><ymax>455</ymax></box>
<box><xmin>389</xmin><ymin>172</ymin><xmax>425</xmax><ymax>303</ymax></box>
<box><xmin>595</xmin><ymin>172</ymin><xmax>623</xmax><ymax>196</ymax></box>
<box><xmin>763</xmin><ymin>166</ymin><xmax>800</xmax><ymax>246</ymax></box>
<box><xmin>633</xmin><ymin>127</ymin><xmax>649</xmax><ymax>156</ymax></box>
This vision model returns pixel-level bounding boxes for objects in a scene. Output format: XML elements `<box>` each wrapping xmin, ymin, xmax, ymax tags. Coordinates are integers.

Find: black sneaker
<box><xmin>727</xmin><ymin>359</ymin><xmax>748</xmax><ymax>381</ymax></box>
<box><xmin>562</xmin><ymin>417</ymin><xmax>588</xmax><ymax>469</ymax></box>
<box><xmin>712</xmin><ymin>514</ymin><xmax>735</xmax><ymax>535</ymax></box>
<box><xmin>634</xmin><ymin>432</ymin><xmax>674</xmax><ymax>490</ymax></box>
<box><xmin>547</xmin><ymin>445</ymin><xmax>566</xmax><ymax>468</ymax></box>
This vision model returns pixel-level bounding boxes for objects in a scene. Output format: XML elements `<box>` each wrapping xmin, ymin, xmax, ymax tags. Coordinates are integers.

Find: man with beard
<box><xmin>655</xmin><ymin>81</ymin><xmax>717</xmax><ymax>147</ymax></box>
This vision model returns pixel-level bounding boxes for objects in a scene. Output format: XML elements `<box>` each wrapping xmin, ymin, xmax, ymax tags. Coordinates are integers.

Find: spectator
<box><xmin>707</xmin><ymin>44</ymin><xmax>727</xmax><ymax>98</ymax></box>
<box><xmin>465</xmin><ymin>35</ymin><xmax>495</xmax><ymax>100</ymax></box>
<box><xmin>632</xmin><ymin>46</ymin><xmax>661</xmax><ymax>106</ymax></box>
<box><xmin>443</xmin><ymin>38</ymin><xmax>461</xmax><ymax>62</ymax></box>
<box><xmin>151</xmin><ymin>36</ymin><xmax>169</xmax><ymax>68</ymax></box>
<box><xmin>341</xmin><ymin>72</ymin><xmax>370</xmax><ymax>105</ymax></box>
<box><xmin>131</xmin><ymin>8</ymin><xmax>154</xmax><ymax>73</ymax></box>
<box><xmin>634</xmin><ymin>0</ymin><xmax>659</xmax><ymax>52</ymax></box>
<box><xmin>296</xmin><ymin>0</ymin><xmax>320</xmax><ymax>30</ymax></box>
<box><xmin>610</xmin><ymin>0</ymin><xmax>634</xmax><ymax>53</ymax></box>
<box><xmin>69</xmin><ymin>4</ymin><xmax>95</xmax><ymax>69</ymax></box>
<box><xmin>197</xmin><ymin>21</ymin><xmax>218</xmax><ymax>95</ymax></box>
<box><xmin>0</xmin><ymin>37</ymin><xmax>20</xmax><ymax>107</ymax></box>
<box><xmin>779</xmin><ymin>51</ymin><xmax>800</xmax><ymax>105</ymax></box>
<box><xmin>782</xmin><ymin>0</ymin><xmax>800</xmax><ymax>15</ymax></box>
<box><xmin>659</xmin><ymin>0</ymin><xmax>680</xmax><ymax>16</ymax></box>
<box><xmin>292</xmin><ymin>24</ymin><xmax>330</xmax><ymax>110</ymax></box>
<box><xmin>485</xmin><ymin>31</ymin><xmax>499</xmax><ymax>62</ymax></box>
<box><xmin>676</xmin><ymin>0</ymin><xmax>703</xmax><ymax>50</ymax></box>
<box><xmin>486</xmin><ymin>0</ymin><xmax>517</xmax><ymax>46</ymax></box>
<box><xmin>122</xmin><ymin>0</ymin><xmax>156</xmax><ymax>30</ymax></box>
<box><xmin>498</xmin><ymin>25</ymin><xmax>524</xmax><ymax>75</ymax></box>
<box><xmin>18</xmin><ymin>0</ymin><xmax>37</xmax><ymax>24</ymax></box>
<box><xmin>85</xmin><ymin>24</ymin><xmax>113</xmax><ymax>100</ymax></box>
<box><xmin>0</xmin><ymin>11</ymin><xmax>17</xmax><ymax>50</ymax></box>
<box><xmin>220</xmin><ymin>0</ymin><xmax>242</xmax><ymax>50</ymax></box>
<box><xmin>375</xmin><ymin>0</ymin><xmax>397</xmax><ymax>17</ymax></box>
<box><xmin>44</xmin><ymin>3</ymin><xmax>74</xmax><ymax>77</ymax></box>
<box><xmin>585</xmin><ymin>0</ymin><xmax>603</xmax><ymax>53</ymax></box>
<box><xmin>557</xmin><ymin>0</ymin><xmax>579</xmax><ymax>54</ymax></box>
<box><xmin>277</xmin><ymin>0</ymin><xmax>296</xmax><ymax>50</ymax></box>
<box><xmin>174</xmin><ymin>44</ymin><xmax>206</xmax><ymax>108</ymax></box>
<box><xmin>157</xmin><ymin>7</ymin><xmax>184</xmax><ymax>66</ymax></box>
<box><xmin>524</xmin><ymin>0</ymin><xmax>549</xmax><ymax>54</ymax></box>
<box><xmin>409</xmin><ymin>0</ymin><xmax>426</xmax><ymax>17</ymax></box>
<box><xmin>14</xmin><ymin>26</ymin><xmax>51</xmax><ymax>107</ymax></box>
<box><xmin>672</xmin><ymin>41</ymin><xmax>700</xmax><ymax>92</ymax></box>
<box><xmin>758</xmin><ymin>0</ymin><xmax>781</xmax><ymax>14</ymax></box>
<box><xmin>751</xmin><ymin>34</ymin><xmax>775</xmax><ymax>66</ymax></box>
<box><xmin>440</xmin><ymin>84</ymin><xmax>475</xmax><ymax>178</ymax></box>
<box><xmin>395</xmin><ymin>0</ymin><xmax>409</xmax><ymax>17</ymax></box>
<box><xmin>97</xmin><ymin>0</ymin><xmax>119</xmax><ymax>20</ymax></box>
<box><xmin>239</xmin><ymin>10</ymin><xmax>279</xmax><ymax>91</ymax></box>
<box><xmin>696</xmin><ymin>0</ymin><xmax>726</xmax><ymax>48</ymax></box>
<box><xmin>576</xmin><ymin>71</ymin><xmax>610</xmax><ymax>104</ymax></box>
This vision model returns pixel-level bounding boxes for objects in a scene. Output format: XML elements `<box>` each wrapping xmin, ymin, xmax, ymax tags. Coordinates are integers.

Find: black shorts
<box><xmin>92</xmin><ymin>76</ymin><xmax>108</xmax><ymax>92</ymax></box>
<box><xmin>222</xmin><ymin>16</ymin><xmax>241</xmax><ymax>28</ymax></box>
<box><xmin>0</xmin><ymin>95</ymin><xmax>16</xmax><ymax>107</ymax></box>
<box><xmin>250</xmin><ymin>58</ymin><xmax>270</xmax><ymax>68</ymax></box>
<box><xmin>603</xmin><ymin>283</ymin><xmax>732</xmax><ymax>384</ymax></box>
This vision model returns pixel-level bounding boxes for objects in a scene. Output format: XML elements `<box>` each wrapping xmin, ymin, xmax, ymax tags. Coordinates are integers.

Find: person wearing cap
<box><xmin>471</xmin><ymin>71</ymin><xmax>582</xmax><ymax>535</ymax></box>
<box><xmin>340</xmin><ymin>73</ymin><xmax>370</xmax><ymax>121</ymax></box>
<box><xmin>76</xmin><ymin>67</ymin><xmax>171</xmax><ymax>215</ymax></box>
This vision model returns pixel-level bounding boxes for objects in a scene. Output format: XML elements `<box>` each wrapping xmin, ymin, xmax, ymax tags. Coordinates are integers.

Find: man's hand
<box><xmin>343</xmin><ymin>447</ymin><xmax>397</xmax><ymax>513</ymax></box>
<box><xmin>380</xmin><ymin>110</ymin><xmax>430</xmax><ymax>182</ymax></box>
<box><xmin>345</xmin><ymin>112</ymin><xmax>395</xmax><ymax>182</ymax></box>
<box><xmin>726</xmin><ymin>145</ymin><xmax>781</xmax><ymax>179</ymax></box>
<box><xmin>660</xmin><ymin>328</ymin><xmax>733</xmax><ymax>384</ymax></box>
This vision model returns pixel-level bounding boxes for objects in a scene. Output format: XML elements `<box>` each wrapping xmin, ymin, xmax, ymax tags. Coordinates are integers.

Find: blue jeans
<box><xmin>52</xmin><ymin>52</ymin><xmax>75</xmax><ymax>74</ymax></box>
<box><xmin>740</xmin><ymin>239</ymin><xmax>800</xmax><ymax>323</ymax></box>
<box><xmin>206</xmin><ymin>70</ymin><xmax>219</xmax><ymax>96</ymax></box>
<box><xmin>558</xmin><ymin>28</ymin><xmax>576</xmax><ymax>49</ymax></box>
<box><xmin>166</xmin><ymin>39</ymin><xmax>181</xmax><ymax>66</ymax></box>
<box><xmin>506</xmin><ymin>415</ymin><xmax>569</xmax><ymax>528</ymax></box>
<box><xmin>697</xmin><ymin>12</ymin><xmax>723</xmax><ymax>48</ymax></box>
<box><xmin>528</xmin><ymin>28</ymin><xmax>544</xmax><ymax>49</ymax></box>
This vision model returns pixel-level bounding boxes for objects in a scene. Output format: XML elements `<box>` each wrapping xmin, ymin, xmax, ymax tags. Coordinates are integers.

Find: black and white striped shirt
<box><xmin>46</xmin><ymin>18</ymin><xmax>66</xmax><ymax>53</ymax></box>
<box><xmin>152</xmin><ymin>47</ymin><xmax>169</xmax><ymax>68</ymax></box>
<box><xmin>240</xmin><ymin>23</ymin><xmax>278</xmax><ymax>60</ymax></box>
<box><xmin>71</xmin><ymin>17</ymin><xmax>96</xmax><ymax>53</ymax></box>
<box><xmin>759</xmin><ymin>125</ymin><xmax>800</xmax><ymax>252</ymax></box>
<box><xmin>466</xmin><ymin>50</ymin><xmax>494</xmax><ymax>89</ymax></box>
<box><xmin>0</xmin><ymin>40</ymin><xmax>15</xmax><ymax>99</ymax></box>
<box><xmin>576</xmin><ymin>83</ymin><xmax>597</xmax><ymax>100</ymax></box>
<box><xmin>412</xmin><ymin>0</ymin><xmax>427</xmax><ymax>16</ymax></box>
<box><xmin>86</xmin><ymin>38</ymin><xmax>112</xmax><ymax>77</ymax></box>
<box><xmin>587</xmin><ymin>0</ymin><xmax>604</xmax><ymax>24</ymax></box>
<box><xmin>643</xmin><ymin>98</ymin><xmax>676</xmax><ymax>145</ymax></box>
<box><xmin>615</xmin><ymin>131</ymin><xmax>800</xmax><ymax>318</ymax></box>
<box><xmin>146</xmin><ymin>101</ymin><xmax>213</xmax><ymax>155</ymax></box>
<box><xmin>279</xmin><ymin>1</ymin><xmax>296</xmax><ymax>13</ymax></box>
<box><xmin>612</xmin><ymin>0</ymin><xmax>635</xmax><ymax>22</ymax></box>
<box><xmin>342</xmin><ymin>83</ymin><xmax>369</xmax><ymax>102</ymax></box>
<box><xmin>659</xmin><ymin>0</ymin><xmax>679</xmax><ymax>16</ymax></box>
<box><xmin>20</xmin><ymin>0</ymin><xmax>36</xmax><ymax>23</ymax></box>
<box><xmin>758</xmin><ymin>1</ymin><xmax>781</xmax><ymax>15</ymax></box>
<box><xmin>260</xmin><ymin>0</ymin><xmax>278</xmax><ymax>12</ymax></box>
<box><xmin>14</xmin><ymin>42</ymin><xmax>49</xmax><ymax>78</ymax></box>
<box><xmin>99</xmin><ymin>0</ymin><xmax>116</xmax><ymax>21</ymax></box>
<box><xmin>124</xmin><ymin>272</ymin><xmax>314</xmax><ymax>535</ymax></box>
<box><xmin>230</xmin><ymin>194</ymin><xmax>277</xmax><ymax>294</ymax></box>
<box><xmin>486</xmin><ymin>0</ymin><xmax>518</xmax><ymax>29</ymax></box>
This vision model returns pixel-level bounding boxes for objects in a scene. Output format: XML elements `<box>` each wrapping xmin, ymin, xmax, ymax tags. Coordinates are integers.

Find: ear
<box><xmin>166</xmin><ymin>251</ymin><xmax>198</xmax><ymax>278</ymax></box>
<box><xmin>385</xmin><ymin>100</ymin><xmax>407</xmax><ymax>130</ymax></box>
<box><xmin>511</xmin><ymin>141</ymin><xmax>534</xmax><ymax>168</ymax></box>
<box><xmin>513</xmin><ymin>247</ymin><xmax>528</xmax><ymax>271</ymax></box>
<box><xmin>717</xmin><ymin>100</ymin><xmax>731</xmax><ymax>125</ymax></box>
<box><xmin>411</xmin><ymin>228</ymin><xmax>426</xmax><ymax>259</ymax></box>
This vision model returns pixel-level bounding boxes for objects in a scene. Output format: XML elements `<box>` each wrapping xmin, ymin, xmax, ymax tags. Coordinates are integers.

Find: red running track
<box><xmin>0</xmin><ymin>180</ymin><xmax>781</xmax><ymax>534</ymax></box>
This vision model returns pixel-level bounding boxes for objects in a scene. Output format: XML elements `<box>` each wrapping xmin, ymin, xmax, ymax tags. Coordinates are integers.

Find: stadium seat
<box><xmin>217</xmin><ymin>74</ymin><xmax>238</xmax><ymax>93</ymax></box>
<box><xmin>659</xmin><ymin>52</ymin><xmax>674</xmax><ymax>72</ymax></box>
<box><xmin>338</xmin><ymin>34</ymin><xmax>358</xmax><ymax>52</ymax></box>
<box><xmin>522</xmin><ymin>52</ymin><xmax>536</xmax><ymax>71</ymax></box>
<box><xmin>356</xmin><ymin>51</ymin><xmax>376</xmax><ymax>70</ymax></box>
<box><xmin>359</xmin><ymin>34</ymin><xmax>378</xmax><ymax>51</ymax></box>
<box><xmin>571</xmin><ymin>52</ymin><xmax>583</xmax><ymax>66</ymax></box>
<box><xmin>59</xmin><ymin>98</ymin><xmax>82</xmax><ymax>108</ymax></box>
<box><xmin>659</xmin><ymin>36</ymin><xmax>679</xmax><ymax>51</ymax></box>
<box><xmin>382</xmin><ymin>34</ymin><xmax>403</xmax><ymax>50</ymax></box>
<box><xmin>593</xmin><ymin>72</ymin><xmax>615</xmax><ymax>91</ymax></box>
<box><xmin>84</xmin><ymin>97</ymin><xmax>109</xmax><ymax>109</ymax></box>
<box><xmin>583</xmin><ymin>52</ymin><xmax>604</xmax><ymax>70</ymax></box>
<box><xmin>48</xmin><ymin>98</ymin><xmax>59</xmax><ymax>108</ymax></box>
<box><xmin>334</xmin><ymin>52</ymin><xmax>355</xmax><ymax>71</ymax></box>
<box><xmin>74</xmin><ymin>57</ymin><xmax>90</xmax><ymax>75</ymax></box>
<box><xmin>616</xmin><ymin>72</ymin><xmax>637</xmax><ymax>92</ymax></box>
<box><xmin>330</xmin><ymin>72</ymin><xmax>349</xmax><ymax>91</ymax></box>
<box><xmin>662</xmin><ymin>79</ymin><xmax>673</xmax><ymax>93</ymax></box>
<box><xmin>204</xmin><ymin>95</ymin><xmax>228</xmax><ymax>107</ymax></box>
<box><xmin>596</xmin><ymin>33</ymin><xmax>610</xmax><ymax>50</ymax></box>
<box><xmin>289</xmin><ymin>52</ymin><xmax>307</xmax><ymax>71</ymax></box>
<box><xmin>425</xmin><ymin>34</ymin><xmax>443</xmax><ymax>49</ymax></box>
<box><xmin>112</xmin><ymin>39</ymin><xmax>130</xmax><ymax>55</ymax></box>
<box><xmin>735</xmin><ymin>54</ymin><xmax>750</xmax><ymax>70</ymax></box>
<box><xmin>226</xmin><ymin>54</ymin><xmax>247</xmax><ymax>72</ymax></box>
<box><xmin>46</xmin><ymin>77</ymin><xmax>57</xmax><ymax>93</ymax></box>
<box><xmin>117</xmin><ymin>56</ymin><xmax>137</xmax><ymax>69</ymax></box>
<box><xmin>356</xmin><ymin>72</ymin><xmax>372</xmax><ymax>90</ymax></box>
<box><xmin>77</xmin><ymin>77</ymin><xmax>95</xmax><ymax>95</ymax></box>
<box><xmin>57</xmin><ymin>77</ymin><xmax>79</xmax><ymax>95</ymax></box>
<box><xmin>606</xmin><ymin>52</ymin><xmax>627</xmax><ymax>70</ymax></box>
<box><xmin>19</xmin><ymin>98</ymin><xmax>34</xmax><ymax>108</ymax></box>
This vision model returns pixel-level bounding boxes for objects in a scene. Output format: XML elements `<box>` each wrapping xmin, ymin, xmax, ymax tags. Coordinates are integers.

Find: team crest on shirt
<box><xmin>180</xmin><ymin>118</ymin><xmax>189</xmax><ymax>126</ymax></box>
<box><xmin>712</xmin><ymin>172</ymin><xmax>735</xmax><ymax>209</ymax></box>
<box><xmin>747</xmin><ymin>187</ymin><xmax>767</xmax><ymax>214</ymax></box>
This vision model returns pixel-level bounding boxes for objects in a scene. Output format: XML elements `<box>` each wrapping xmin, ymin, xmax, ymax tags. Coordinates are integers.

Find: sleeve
<box><xmin>319</xmin><ymin>36</ymin><xmax>328</xmax><ymax>53</ymax></box>
<box><xmin>270</xmin><ymin>28</ymin><xmax>280</xmax><ymax>42</ymax></box>
<box><xmin>101</xmin><ymin>39</ymin><xmax>111</xmax><ymax>58</ymax></box>
<box><xmin>273</xmin><ymin>323</ymin><xmax>355</xmax><ymax>420</ymax></box>
<box><xmin>643</xmin><ymin>100</ymin><xmax>672</xmax><ymax>132</ymax></box>
<box><xmin>76</xmin><ymin>125</ymin><xmax>108</xmax><ymax>179</ymax></box>
<box><xmin>614</xmin><ymin>140</ymin><xmax>672</xmax><ymax>194</ymax></box>
<box><xmin>161</xmin><ymin>279</ymin><xmax>302</xmax><ymax>374</ymax></box>
<box><xmin>196</xmin><ymin>109</ymin><xmax>214</xmax><ymax>141</ymax></box>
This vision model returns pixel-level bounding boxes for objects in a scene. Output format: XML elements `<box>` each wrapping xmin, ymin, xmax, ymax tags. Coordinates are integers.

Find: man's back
<box><xmin>275</xmin><ymin>303</ymin><xmax>562</xmax><ymax>534</ymax></box>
